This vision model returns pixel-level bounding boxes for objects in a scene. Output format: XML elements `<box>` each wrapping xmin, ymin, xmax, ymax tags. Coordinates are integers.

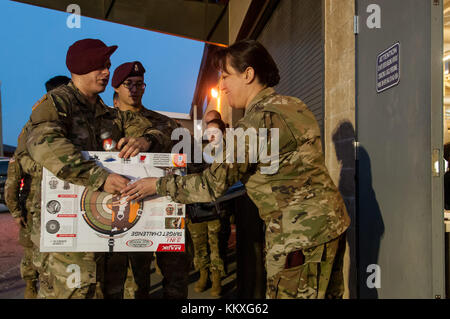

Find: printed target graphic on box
<box><xmin>40</xmin><ymin>152</ymin><xmax>187</xmax><ymax>253</ymax></box>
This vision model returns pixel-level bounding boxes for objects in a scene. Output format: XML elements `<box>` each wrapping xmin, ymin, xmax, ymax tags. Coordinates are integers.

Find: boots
<box><xmin>210</xmin><ymin>270</ymin><xmax>222</xmax><ymax>297</ymax></box>
<box><xmin>24</xmin><ymin>280</ymin><xmax>37</xmax><ymax>299</ymax></box>
<box><xmin>194</xmin><ymin>268</ymin><xmax>209</xmax><ymax>293</ymax></box>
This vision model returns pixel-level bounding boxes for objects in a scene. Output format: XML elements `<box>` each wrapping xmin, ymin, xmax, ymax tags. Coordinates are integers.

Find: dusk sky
<box><xmin>0</xmin><ymin>0</ymin><xmax>205</xmax><ymax>146</ymax></box>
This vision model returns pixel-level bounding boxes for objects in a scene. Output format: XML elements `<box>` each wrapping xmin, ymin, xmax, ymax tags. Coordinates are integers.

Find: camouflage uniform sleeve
<box><xmin>120</xmin><ymin>111</ymin><xmax>175</xmax><ymax>152</ymax></box>
<box><xmin>26</xmin><ymin>95</ymin><xmax>109</xmax><ymax>190</ymax></box>
<box><xmin>159</xmin><ymin>117</ymin><xmax>181</xmax><ymax>150</ymax></box>
<box><xmin>146</xmin><ymin>117</ymin><xmax>179</xmax><ymax>152</ymax></box>
<box><xmin>156</xmin><ymin>115</ymin><xmax>269</xmax><ymax>203</ymax></box>
<box><xmin>4</xmin><ymin>156</ymin><xmax>23</xmax><ymax>219</ymax></box>
<box><xmin>118</xmin><ymin>110</ymin><xmax>147</xmax><ymax>138</ymax></box>
<box><xmin>19</xmin><ymin>153</ymin><xmax>38</xmax><ymax>176</ymax></box>
<box><xmin>156</xmin><ymin>111</ymin><xmax>290</xmax><ymax>203</ymax></box>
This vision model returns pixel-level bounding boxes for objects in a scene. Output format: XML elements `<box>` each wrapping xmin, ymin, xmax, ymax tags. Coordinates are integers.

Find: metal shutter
<box><xmin>257</xmin><ymin>0</ymin><xmax>324</xmax><ymax>138</ymax></box>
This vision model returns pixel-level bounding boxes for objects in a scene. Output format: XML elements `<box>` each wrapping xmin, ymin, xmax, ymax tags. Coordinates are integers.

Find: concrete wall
<box><xmin>324</xmin><ymin>0</ymin><xmax>356</xmax><ymax>299</ymax></box>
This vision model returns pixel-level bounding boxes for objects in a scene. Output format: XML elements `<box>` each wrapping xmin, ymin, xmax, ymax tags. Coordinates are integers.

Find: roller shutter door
<box><xmin>257</xmin><ymin>0</ymin><xmax>324</xmax><ymax>139</ymax></box>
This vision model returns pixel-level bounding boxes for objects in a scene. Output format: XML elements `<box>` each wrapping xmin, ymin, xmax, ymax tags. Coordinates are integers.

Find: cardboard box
<box><xmin>40</xmin><ymin>152</ymin><xmax>186</xmax><ymax>252</ymax></box>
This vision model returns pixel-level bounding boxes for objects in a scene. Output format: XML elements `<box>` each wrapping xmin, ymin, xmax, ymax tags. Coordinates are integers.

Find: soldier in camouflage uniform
<box><xmin>122</xmin><ymin>40</ymin><xmax>351</xmax><ymax>299</ymax></box>
<box><xmin>5</xmin><ymin>152</ymin><xmax>38</xmax><ymax>298</ymax></box>
<box><xmin>5</xmin><ymin>76</ymin><xmax>71</xmax><ymax>299</ymax></box>
<box><xmin>8</xmin><ymin>123</ymin><xmax>56</xmax><ymax>298</ymax></box>
<box><xmin>188</xmin><ymin>216</ymin><xmax>224</xmax><ymax>297</ymax></box>
<box><xmin>187</xmin><ymin>119</ymin><xmax>228</xmax><ymax>297</ymax></box>
<box><xmin>25</xmin><ymin>39</ymin><xmax>162</xmax><ymax>299</ymax></box>
<box><xmin>103</xmin><ymin>61</ymin><xmax>190</xmax><ymax>299</ymax></box>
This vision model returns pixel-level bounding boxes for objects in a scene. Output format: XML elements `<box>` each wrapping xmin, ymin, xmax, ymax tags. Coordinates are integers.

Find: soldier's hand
<box><xmin>121</xmin><ymin>177</ymin><xmax>159</xmax><ymax>202</ymax></box>
<box><xmin>14</xmin><ymin>217</ymin><xmax>26</xmax><ymax>228</ymax></box>
<box><xmin>117</xmin><ymin>137</ymin><xmax>151</xmax><ymax>159</ymax></box>
<box><xmin>103</xmin><ymin>173</ymin><xmax>130</xmax><ymax>194</ymax></box>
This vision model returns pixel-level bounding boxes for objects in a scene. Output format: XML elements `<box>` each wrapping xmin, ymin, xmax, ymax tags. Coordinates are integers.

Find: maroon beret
<box><xmin>66</xmin><ymin>39</ymin><xmax>117</xmax><ymax>75</ymax></box>
<box><xmin>112</xmin><ymin>61</ymin><xmax>146</xmax><ymax>88</ymax></box>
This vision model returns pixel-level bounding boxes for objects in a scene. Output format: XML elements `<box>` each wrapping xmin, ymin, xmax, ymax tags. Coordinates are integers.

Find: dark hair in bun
<box><xmin>214</xmin><ymin>39</ymin><xmax>280</xmax><ymax>87</ymax></box>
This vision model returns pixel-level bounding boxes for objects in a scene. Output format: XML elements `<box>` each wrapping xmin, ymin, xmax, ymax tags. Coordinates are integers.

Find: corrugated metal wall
<box><xmin>257</xmin><ymin>0</ymin><xmax>324</xmax><ymax>138</ymax></box>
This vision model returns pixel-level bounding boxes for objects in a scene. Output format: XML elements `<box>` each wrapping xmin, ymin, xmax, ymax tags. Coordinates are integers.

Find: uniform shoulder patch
<box><xmin>30</xmin><ymin>94</ymin><xmax>60</xmax><ymax>124</ymax></box>
<box><xmin>32</xmin><ymin>95</ymin><xmax>47</xmax><ymax>111</ymax></box>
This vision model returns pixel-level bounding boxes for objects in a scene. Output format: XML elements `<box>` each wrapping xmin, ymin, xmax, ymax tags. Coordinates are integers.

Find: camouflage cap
<box><xmin>111</xmin><ymin>61</ymin><xmax>146</xmax><ymax>88</ymax></box>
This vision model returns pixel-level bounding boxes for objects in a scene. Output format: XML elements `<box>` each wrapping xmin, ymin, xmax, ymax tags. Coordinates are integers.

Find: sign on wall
<box><xmin>376</xmin><ymin>42</ymin><xmax>400</xmax><ymax>93</ymax></box>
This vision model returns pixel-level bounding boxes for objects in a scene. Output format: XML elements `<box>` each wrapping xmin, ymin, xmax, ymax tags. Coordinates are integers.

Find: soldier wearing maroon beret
<box><xmin>105</xmin><ymin>61</ymin><xmax>189</xmax><ymax>299</ymax></box>
<box><xmin>112</xmin><ymin>61</ymin><xmax>180</xmax><ymax>152</ymax></box>
<box><xmin>25</xmin><ymin>39</ymin><xmax>158</xmax><ymax>299</ymax></box>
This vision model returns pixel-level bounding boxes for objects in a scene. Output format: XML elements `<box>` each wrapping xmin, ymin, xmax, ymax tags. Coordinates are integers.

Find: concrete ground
<box><xmin>0</xmin><ymin>210</ymin><xmax>237</xmax><ymax>299</ymax></box>
<box><xmin>0</xmin><ymin>209</ymin><xmax>25</xmax><ymax>299</ymax></box>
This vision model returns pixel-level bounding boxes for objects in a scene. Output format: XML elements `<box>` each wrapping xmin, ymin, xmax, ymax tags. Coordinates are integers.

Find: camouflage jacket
<box><xmin>26</xmin><ymin>81</ymin><xmax>158</xmax><ymax>191</ymax></box>
<box><xmin>4</xmin><ymin>155</ymin><xmax>23</xmax><ymax>219</ymax></box>
<box><xmin>5</xmin><ymin>125</ymin><xmax>40</xmax><ymax>219</ymax></box>
<box><xmin>16</xmin><ymin>125</ymin><xmax>42</xmax><ymax>212</ymax></box>
<box><xmin>139</xmin><ymin>106</ymin><xmax>180</xmax><ymax>152</ymax></box>
<box><xmin>157</xmin><ymin>87</ymin><xmax>350</xmax><ymax>251</ymax></box>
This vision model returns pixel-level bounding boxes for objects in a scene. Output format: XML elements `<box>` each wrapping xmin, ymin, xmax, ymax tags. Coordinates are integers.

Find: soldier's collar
<box><xmin>68</xmin><ymin>81</ymin><xmax>104</xmax><ymax>112</ymax></box>
<box><xmin>94</xmin><ymin>98</ymin><xmax>110</xmax><ymax>118</ymax></box>
<box><xmin>245</xmin><ymin>87</ymin><xmax>276</xmax><ymax>116</ymax></box>
<box><xmin>68</xmin><ymin>81</ymin><xmax>90</xmax><ymax>106</ymax></box>
<box><xmin>139</xmin><ymin>106</ymin><xmax>155</xmax><ymax>116</ymax></box>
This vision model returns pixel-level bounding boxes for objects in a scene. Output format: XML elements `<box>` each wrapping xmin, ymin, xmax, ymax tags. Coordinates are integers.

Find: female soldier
<box><xmin>121</xmin><ymin>40</ymin><xmax>350</xmax><ymax>299</ymax></box>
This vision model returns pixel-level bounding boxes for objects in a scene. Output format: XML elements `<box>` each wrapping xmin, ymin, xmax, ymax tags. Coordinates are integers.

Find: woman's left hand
<box><xmin>121</xmin><ymin>177</ymin><xmax>159</xmax><ymax>202</ymax></box>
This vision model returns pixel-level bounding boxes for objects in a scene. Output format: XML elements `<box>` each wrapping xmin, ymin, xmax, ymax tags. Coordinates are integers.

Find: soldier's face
<box><xmin>115</xmin><ymin>76</ymin><xmax>145</xmax><ymax>108</ymax></box>
<box><xmin>81</xmin><ymin>60</ymin><xmax>111</xmax><ymax>94</ymax></box>
<box><xmin>219</xmin><ymin>58</ymin><xmax>249</xmax><ymax>109</ymax></box>
<box><xmin>206</xmin><ymin>122</ymin><xmax>222</xmax><ymax>144</ymax></box>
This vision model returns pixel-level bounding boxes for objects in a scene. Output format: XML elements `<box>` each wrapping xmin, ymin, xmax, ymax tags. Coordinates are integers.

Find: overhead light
<box><xmin>444</xmin><ymin>55</ymin><xmax>450</xmax><ymax>62</ymax></box>
<box><xmin>211</xmin><ymin>88</ymin><xmax>218</xmax><ymax>99</ymax></box>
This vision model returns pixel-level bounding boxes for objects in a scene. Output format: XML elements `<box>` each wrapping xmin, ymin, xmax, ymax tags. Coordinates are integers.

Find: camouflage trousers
<box><xmin>266</xmin><ymin>233</ymin><xmax>346</xmax><ymax>299</ymax></box>
<box><xmin>18</xmin><ymin>226</ymin><xmax>38</xmax><ymax>281</ymax></box>
<box><xmin>37</xmin><ymin>252</ymin><xmax>99</xmax><ymax>299</ymax></box>
<box><xmin>31</xmin><ymin>249</ymin><xmax>56</xmax><ymax>298</ymax></box>
<box><xmin>187</xmin><ymin>218</ymin><xmax>225</xmax><ymax>276</ymax></box>
<box><xmin>102</xmin><ymin>251</ymin><xmax>191</xmax><ymax>299</ymax></box>
<box><xmin>21</xmin><ymin>247</ymin><xmax>38</xmax><ymax>281</ymax></box>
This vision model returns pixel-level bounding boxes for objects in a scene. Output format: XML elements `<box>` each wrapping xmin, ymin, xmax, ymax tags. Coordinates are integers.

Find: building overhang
<box><xmin>190</xmin><ymin>0</ymin><xmax>279</xmax><ymax>120</ymax></box>
<box><xmin>12</xmin><ymin>0</ymin><xmax>229</xmax><ymax>46</ymax></box>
